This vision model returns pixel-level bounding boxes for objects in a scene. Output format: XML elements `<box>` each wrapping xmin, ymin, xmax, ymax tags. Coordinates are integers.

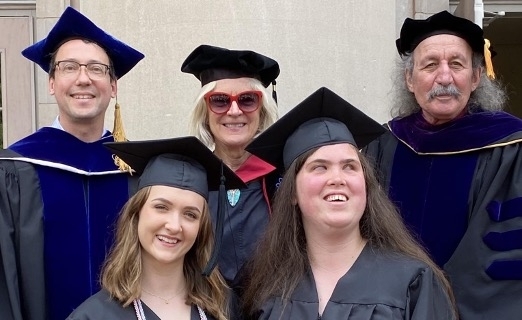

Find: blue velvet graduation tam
<box><xmin>246</xmin><ymin>87</ymin><xmax>386</xmax><ymax>170</ymax></box>
<box><xmin>22</xmin><ymin>6</ymin><xmax>144</xmax><ymax>79</ymax></box>
<box><xmin>396</xmin><ymin>10</ymin><xmax>484</xmax><ymax>57</ymax></box>
<box><xmin>181</xmin><ymin>44</ymin><xmax>280</xmax><ymax>87</ymax></box>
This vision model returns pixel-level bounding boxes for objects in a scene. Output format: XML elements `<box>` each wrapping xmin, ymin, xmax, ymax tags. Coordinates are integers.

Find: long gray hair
<box><xmin>390</xmin><ymin>53</ymin><xmax>508</xmax><ymax>118</ymax></box>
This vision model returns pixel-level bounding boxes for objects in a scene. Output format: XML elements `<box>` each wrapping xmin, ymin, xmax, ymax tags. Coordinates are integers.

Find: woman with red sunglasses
<box><xmin>181</xmin><ymin>45</ymin><xmax>280</xmax><ymax>290</ymax></box>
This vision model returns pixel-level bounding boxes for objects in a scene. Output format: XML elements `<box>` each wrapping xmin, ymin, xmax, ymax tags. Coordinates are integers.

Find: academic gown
<box><xmin>364</xmin><ymin>109</ymin><xmax>522</xmax><ymax>319</ymax></box>
<box><xmin>0</xmin><ymin>127</ymin><xmax>130</xmax><ymax>320</ymax></box>
<box><xmin>208</xmin><ymin>155</ymin><xmax>278</xmax><ymax>286</ymax></box>
<box><xmin>66</xmin><ymin>289</ymin><xmax>216</xmax><ymax>320</ymax></box>
<box><xmin>254</xmin><ymin>245</ymin><xmax>453</xmax><ymax>320</ymax></box>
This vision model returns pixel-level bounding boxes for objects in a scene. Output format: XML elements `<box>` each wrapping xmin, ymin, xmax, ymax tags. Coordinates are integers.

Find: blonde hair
<box><xmin>101</xmin><ymin>186</ymin><xmax>230</xmax><ymax>320</ymax></box>
<box><xmin>189</xmin><ymin>78</ymin><xmax>278</xmax><ymax>149</ymax></box>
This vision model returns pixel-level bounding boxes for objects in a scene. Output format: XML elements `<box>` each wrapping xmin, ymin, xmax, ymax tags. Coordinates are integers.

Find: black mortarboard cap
<box><xmin>181</xmin><ymin>44</ymin><xmax>280</xmax><ymax>88</ymax></box>
<box><xmin>246</xmin><ymin>87</ymin><xmax>386</xmax><ymax>170</ymax></box>
<box><xmin>396</xmin><ymin>10</ymin><xmax>484</xmax><ymax>56</ymax></box>
<box><xmin>104</xmin><ymin>136</ymin><xmax>244</xmax><ymax>197</ymax></box>
<box><xmin>105</xmin><ymin>136</ymin><xmax>246</xmax><ymax>276</ymax></box>
<box><xmin>22</xmin><ymin>6</ymin><xmax>144</xmax><ymax>79</ymax></box>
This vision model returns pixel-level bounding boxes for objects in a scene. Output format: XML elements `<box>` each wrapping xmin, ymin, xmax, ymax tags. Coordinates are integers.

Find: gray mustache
<box><xmin>428</xmin><ymin>85</ymin><xmax>461</xmax><ymax>100</ymax></box>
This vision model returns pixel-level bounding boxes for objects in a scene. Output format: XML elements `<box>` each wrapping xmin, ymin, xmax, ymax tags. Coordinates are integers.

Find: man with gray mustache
<box><xmin>429</xmin><ymin>84</ymin><xmax>461</xmax><ymax>100</ymax></box>
<box><xmin>364</xmin><ymin>11</ymin><xmax>522</xmax><ymax>320</ymax></box>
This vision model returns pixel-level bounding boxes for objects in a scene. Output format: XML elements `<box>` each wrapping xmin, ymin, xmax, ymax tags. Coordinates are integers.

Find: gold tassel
<box><xmin>112</xmin><ymin>99</ymin><xmax>133</xmax><ymax>174</ymax></box>
<box><xmin>484</xmin><ymin>39</ymin><xmax>496</xmax><ymax>80</ymax></box>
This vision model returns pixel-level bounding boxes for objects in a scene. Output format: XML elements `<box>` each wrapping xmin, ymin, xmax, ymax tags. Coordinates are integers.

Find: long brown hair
<box><xmin>241</xmin><ymin>147</ymin><xmax>457</xmax><ymax>318</ymax></box>
<box><xmin>101</xmin><ymin>186</ymin><xmax>230</xmax><ymax>320</ymax></box>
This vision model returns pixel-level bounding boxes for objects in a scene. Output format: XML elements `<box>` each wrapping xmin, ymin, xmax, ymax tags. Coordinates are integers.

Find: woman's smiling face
<box><xmin>138</xmin><ymin>185</ymin><xmax>204</xmax><ymax>267</ymax></box>
<box><xmin>207</xmin><ymin>77</ymin><xmax>262</xmax><ymax>153</ymax></box>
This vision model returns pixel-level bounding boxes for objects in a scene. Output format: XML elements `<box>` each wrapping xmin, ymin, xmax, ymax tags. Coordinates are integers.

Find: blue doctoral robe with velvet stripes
<box><xmin>364</xmin><ymin>109</ymin><xmax>522</xmax><ymax>320</ymax></box>
<box><xmin>0</xmin><ymin>127</ymin><xmax>130</xmax><ymax>320</ymax></box>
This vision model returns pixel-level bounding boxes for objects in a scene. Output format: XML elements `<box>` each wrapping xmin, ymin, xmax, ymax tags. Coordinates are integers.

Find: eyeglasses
<box><xmin>54</xmin><ymin>60</ymin><xmax>111</xmax><ymax>80</ymax></box>
<box><xmin>204</xmin><ymin>91</ymin><xmax>262</xmax><ymax>114</ymax></box>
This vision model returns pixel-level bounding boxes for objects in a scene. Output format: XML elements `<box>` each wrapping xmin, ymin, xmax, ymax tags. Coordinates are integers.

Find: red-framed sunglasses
<box><xmin>204</xmin><ymin>90</ymin><xmax>263</xmax><ymax>114</ymax></box>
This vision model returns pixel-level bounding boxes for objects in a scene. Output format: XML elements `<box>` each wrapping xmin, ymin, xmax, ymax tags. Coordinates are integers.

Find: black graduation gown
<box><xmin>208</xmin><ymin>155</ymin><xmax>278</xmax><ymax>287</ymax></box>
<box><xmin>0</xmin><ymin>128</ymin><xmax>130</xmax><ymax>320</ymax></box>
<box><xmin>66</xmin><ymin>289</ymin><xmax>216</xmax><ymax>320</ymax></box>
<box><xmin>0</xmin><ymin>149</ymin><xmax>45</xmax><ymax>320</ymax></box>
<box><xmin>255</xmin><ymin>245</ymin><xmax>453</xmax><ymax>320</ymax></box>
<box><xmin>364</xmin><ymin>110</ymin><xmax>522</xmax><ymax>319</ymax></box>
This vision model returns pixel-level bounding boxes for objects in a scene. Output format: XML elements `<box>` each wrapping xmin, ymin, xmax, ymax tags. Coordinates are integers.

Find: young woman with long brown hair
<box><xmin>242</xmin><ymin>88</ymin><xmax>458</xmax><ymax>320</ymax></box>
<box><xmin>67</xmin><ymin>137</ymin><xmax>244</xmax><ymax>320</ymax></box>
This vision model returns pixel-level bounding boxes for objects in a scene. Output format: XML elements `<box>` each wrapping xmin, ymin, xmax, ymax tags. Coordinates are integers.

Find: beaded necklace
<box><xmin>132</xmin><ymin>299</ymin><xmax>208</xmax><ymax>320</ymax></box>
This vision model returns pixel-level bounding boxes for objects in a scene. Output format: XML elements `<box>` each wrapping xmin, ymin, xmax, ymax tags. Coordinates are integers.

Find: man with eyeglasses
<box><xmin>0</xmin><ymin>7</ymin><xmax>143</xmax><ymax>320</ymax></box>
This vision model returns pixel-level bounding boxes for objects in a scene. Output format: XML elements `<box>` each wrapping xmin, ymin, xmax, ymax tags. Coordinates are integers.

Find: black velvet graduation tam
<box><xmin>181</xmin><ymin>44</ymin><xmax>280</xmax><ymax>87</ymax></box>
<box><xmin>104</xmin><ymin>136</ymin><xmax>245</xmax><ymax>197</ymax></box>
<box><xmin>22</xmin><ymin>6</ymin><xmax>144</xmax><ymax>79</ymax></box>
<box><xmin>105</xmin><ymin>136</ymin><xmax>246</xmax><ymax>276</ymax></box>
<box><xmin>396</xmin><ymin>10</ymin><xmax>484</xmax><ymax>56</ymax></box>
<box><xmin>246</xmin><ymin>87</ymin><xmax>386</xmax><ymax>170</ymax></box>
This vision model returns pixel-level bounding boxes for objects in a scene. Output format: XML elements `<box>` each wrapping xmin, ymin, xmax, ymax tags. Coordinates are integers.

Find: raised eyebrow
<box><xmin>150</xmin><ymin>197</ymin><xmax>174</xmax><ymax>205</ymax></box>
<box><xmin>150</xmin><ymin>199</ymin><xmax>202</xmax><ymax>213</ymax></box>
<box><xmin>307</xmin><ymin>158</ymin><xmax>359</xmax><ymax>165</ymax></box>
<box><xmin>307</xmin><ymin>158</ymin><xmax>330</xmax><ymax>165</ymax></box>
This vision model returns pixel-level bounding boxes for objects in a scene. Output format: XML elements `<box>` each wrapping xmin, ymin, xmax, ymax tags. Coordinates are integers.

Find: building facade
<box><xmin>1</xmin><ymin>0</ymin><xmax>520</xmax><ymax>146</ymax></box>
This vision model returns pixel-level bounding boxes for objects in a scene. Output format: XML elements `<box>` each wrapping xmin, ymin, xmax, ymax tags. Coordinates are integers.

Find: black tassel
<box><xmin>202</xmin><ymin>163</ymin><xmax>227</xmax><ymax>276</ymax></box>
<box><xmin>271</xmin><ymin>80</ymin><xmax>277</xmax><ymax>104</ymax></box>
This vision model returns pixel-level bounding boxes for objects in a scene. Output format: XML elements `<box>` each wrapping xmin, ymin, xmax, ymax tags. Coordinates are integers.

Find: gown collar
<box><xmin>388</xmin><ymin>109</ymin><xmax>522</xmax><ymax>154</ymax></box>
